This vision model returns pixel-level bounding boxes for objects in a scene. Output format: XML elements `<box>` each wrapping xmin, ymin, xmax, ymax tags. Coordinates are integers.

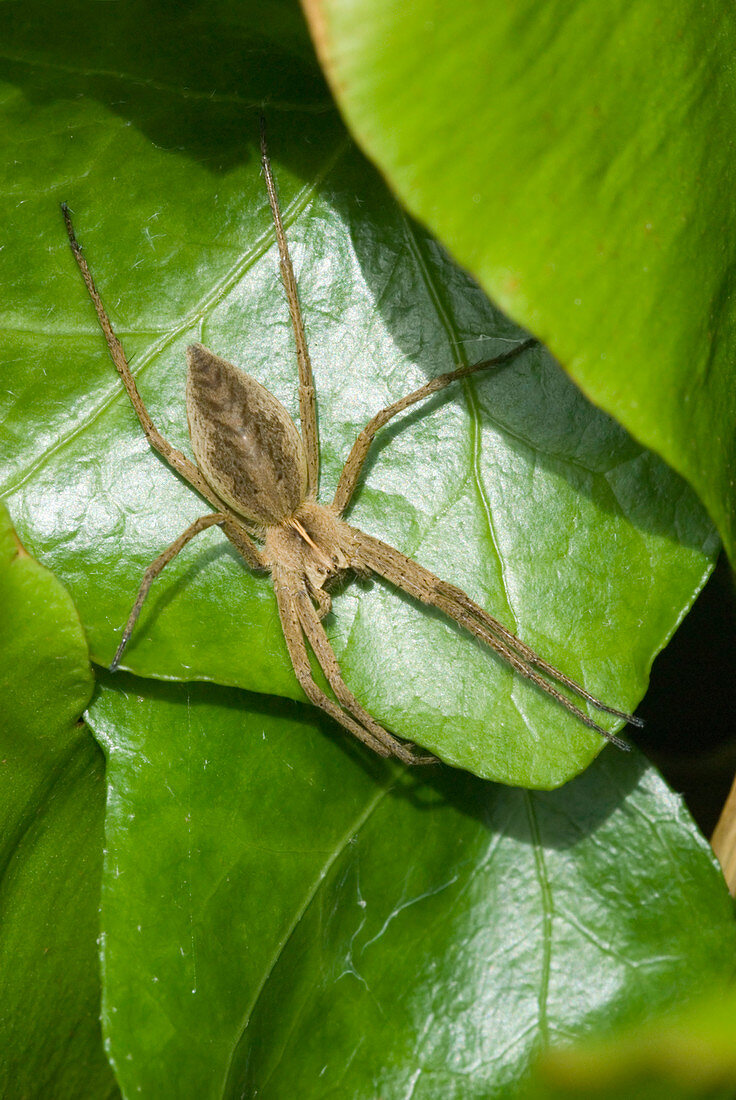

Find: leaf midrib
<box><xmin>221</xmin><ymin>773</ymin><xmax>396</xmax><ymax>1096</ymax></box>
<box><xmin>401</xmin><ymin>214</ymin><xmax>520</xmax><ymax>634</ymax></box>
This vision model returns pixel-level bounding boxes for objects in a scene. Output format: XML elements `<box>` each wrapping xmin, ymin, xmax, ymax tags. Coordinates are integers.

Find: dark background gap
<box><xmin>637</xmin><ymin>551</ymin><xmax>736</xmax><ymax>837</ymax></box>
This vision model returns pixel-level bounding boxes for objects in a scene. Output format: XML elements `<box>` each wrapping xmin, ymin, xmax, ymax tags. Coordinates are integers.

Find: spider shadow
<box><xmin>92</xmin><ymin>663</ymin><xmax>645</xmax><ymax>850</ymax></box>
<box><xmin>384</xmin><ymin>738</ymin><xmax>648</xmax><ymax>851</ymax></box>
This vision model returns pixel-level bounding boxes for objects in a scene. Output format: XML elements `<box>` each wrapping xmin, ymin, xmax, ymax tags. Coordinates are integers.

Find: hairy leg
<box><xmin>259</xmin><ymin>118</ymin><xmax>320</xmax><ymax>496</ymax></box>
<box><xmin>111</xmin><ymin>513</ymin><xmax>230</xmax><ymax>670</ymax></box>
<box><xmin>61</xmin><ymin>204</ymin><xmax>237</xmax><ymax>516</ymax></box>
<box><xmin>349</xmin><ymin>528</ymin><xmax>634</xmax><ymax>750</ymax></box>
<box><xmin>274</xmin><ymin>574</ymin><xmax>416</xmax><ymax>760</ymax></box>
<box><xmin>294</xmin><ymin>589</ymin><xmax>434</xmax><ymax>765</ymax></box>
<box><xmin>218</xmin><ymin>517</ymin><xmax>266</xmax><ymax>572</ymax></box>
<box><xmin>433</xmin><ymin>583</ymin><xmax>643</xmax><ymax>727</ymax></box>
<box><xmin>305</xmin><ymin>579</ymin><xmax>332</xmax><ymax>621</ymax></box>
<box><xmin>333</xmin><ymin>338</ymin><xmax>536</xmax><ymax>514</ymax></box>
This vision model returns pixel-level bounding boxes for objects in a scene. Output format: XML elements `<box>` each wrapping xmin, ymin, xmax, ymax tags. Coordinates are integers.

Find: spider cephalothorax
<box><xmin>61</xmin><ymin>120</ymin><xmax>642</xmax><ymax>768</ymax></box>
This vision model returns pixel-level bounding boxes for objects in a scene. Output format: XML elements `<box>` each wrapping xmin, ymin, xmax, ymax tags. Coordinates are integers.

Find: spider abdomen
<box><xmin>186</xmin><ymin>344</ymin><xmax>308</xmax><ymax>525</ymax></box>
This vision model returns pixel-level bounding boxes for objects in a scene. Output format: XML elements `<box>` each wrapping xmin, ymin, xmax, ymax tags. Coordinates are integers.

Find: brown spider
<box><xmin>61</xmin><ymin>120</ymin><xmax>641</xmax><ymax>766</ymax></box>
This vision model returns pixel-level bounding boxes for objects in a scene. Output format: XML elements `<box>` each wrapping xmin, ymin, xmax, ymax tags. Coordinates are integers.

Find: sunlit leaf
<box><xmin>305</xmin><ymin>0</ymin><xmax>736</xmax><ymax>560</ymax></box>
<box><xmin>0</xmin><ymin>1</ymin><xmax>717</xmax><ymax>785</ymax></box>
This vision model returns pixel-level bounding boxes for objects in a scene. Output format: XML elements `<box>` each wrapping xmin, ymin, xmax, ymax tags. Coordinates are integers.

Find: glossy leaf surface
<box><xmin>305</xmin><ymin>0</ymin><xmax>736</xmax><ymax>562</ymax></box>
<box><xmin>0</xmin><ymin>1</ymin><xmax>718</xmax><ymax>784</ymax></box>
<box><xmin>0</xmin><ymin>502</ymin><xmax>116</xmax><ymax>1098</ymax></box>
<box><xmin>87</xmin><ymin>672</ymin><xmax>735</xmax><ymax>1099</ymax></box>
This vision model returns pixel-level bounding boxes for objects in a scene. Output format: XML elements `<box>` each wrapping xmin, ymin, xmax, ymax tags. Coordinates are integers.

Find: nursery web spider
<box><xmin>61</xmin><ymin>120</ymin><xmax>642</xmax><ymax>765</ymax></box>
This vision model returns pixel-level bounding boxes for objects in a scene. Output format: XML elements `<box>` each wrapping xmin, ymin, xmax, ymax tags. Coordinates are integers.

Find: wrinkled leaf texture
<box><xmin>0</xmin><ymin>0</ymin><xmax>718</xmax><ymax>784</ymax></box>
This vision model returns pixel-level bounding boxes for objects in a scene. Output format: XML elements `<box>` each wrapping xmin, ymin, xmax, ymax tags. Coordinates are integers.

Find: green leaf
<box><xmin>304</xmin><ymin>0</ymin><xmax>736</xmax><ymax>562</ymax></box>
<box><xmin>0</xmin><ymin>502</ymin><xmax>117</xmax><ymax>1098</ymax></box>
<box><xmin>87</xmin><ymin>672</ymin><xmax>735</xmax><ymax>1099</ymax></box>
<box><xmin>0</xmin><ymin>1</ymin><xmax>718</xmax><ymax>784</ymax></box>
<box><xmin>530</xmin><ymin>986</ymin><xmax>736</xmax><ymax>1100</ymax></box>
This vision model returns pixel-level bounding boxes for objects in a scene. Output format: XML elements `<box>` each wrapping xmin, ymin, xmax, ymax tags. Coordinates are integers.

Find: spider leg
<box><xmin>259</xmin><ymin>117</ymin><xmax>319</xmax><ymax>496</ymax></box>
<box><xmin>273</xmin><ymin>574</ymin><xmax>429</xmax><ymax>763</ymax></box>
<box><xmin>111</xmin><ymin>513</ymin><xmax>230</xmax><ymax>670</ymax></box>
<box><xmin>306</xmin><ymin>580</ymin><xmax>332</xmax><ymax>621</ymax></box>
<box><xmin>333</xmin><ymin>337</ymin><xmax>536</xmax><ymax>514</ymax></box>
<box><xmin>218</xmin><ymin>517</ymin><xmax>266</xmax><ymax>572</ymax></box>
<box><xmin>61</xmin><ymin>203</ymin><xmax>234</xmax><ymax>516</ymax></box>
<box><xmin>294</xmin><ymin>589</ymin><xmax>435</xmax><ymax>765</ymax></box>
<box><xmin>349</xmin><ymin>529</ymin><xmax>633</xmax><ymax>750</ymax></box>
<box><xmin>437</xmin><ymin>585</ymin><xmax>644</xmax><ymax>728</ymax></box>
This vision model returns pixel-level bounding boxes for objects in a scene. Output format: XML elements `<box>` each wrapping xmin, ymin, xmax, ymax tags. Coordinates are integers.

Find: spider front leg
<box><xmin>259</xmin><ymin>118</ymin><xmax>320</xmax><ymax>497</ymax></box>
<box><xmin>333</xmin><ymin>337</ymin><xmax>537</xmax><ymax>514</ymax></box>
<box><xmin>61</xmin><ymin>203</ymin><xmax>232</xmax><ymax>515</ymax></box>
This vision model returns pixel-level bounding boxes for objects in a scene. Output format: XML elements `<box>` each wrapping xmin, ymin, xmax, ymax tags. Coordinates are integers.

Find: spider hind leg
<box><xmin>273</xmin><ymin>572</ymin><xmax>433</xmax><ymax>765</ymax></box>
<box><xmin>295</xmin><ymin>588</ymin><xmax>434</xmax><ymax>765</ymax></box>
<box><xmin>348</xmin><ymin>526</ymin><xmax>634</xmax><ymax>751</ymax></box>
